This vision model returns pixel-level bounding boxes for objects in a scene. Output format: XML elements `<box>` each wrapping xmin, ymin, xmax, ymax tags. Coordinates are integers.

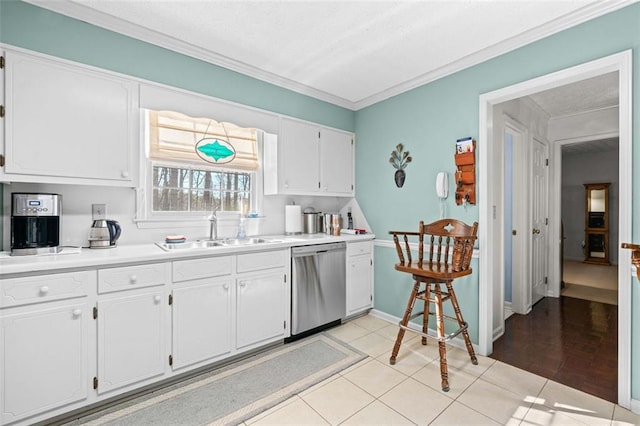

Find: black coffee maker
<box><xmin>11</xmin><ymin>193</ymin><xmax>61</xmax><ymax>256</ymax></box>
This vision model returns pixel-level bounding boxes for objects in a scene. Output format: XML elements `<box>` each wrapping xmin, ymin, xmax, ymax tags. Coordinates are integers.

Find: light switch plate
<box><xmin>92</xmin><ymin>204</ymin><xmax>106</xmax><ymax>220</ymax></box>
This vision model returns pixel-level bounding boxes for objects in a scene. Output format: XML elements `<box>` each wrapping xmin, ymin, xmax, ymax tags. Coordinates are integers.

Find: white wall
<box><xmin>1</xmin><ymin>182</ymin><xmax>359</xmax><ymax>250</ymax></box>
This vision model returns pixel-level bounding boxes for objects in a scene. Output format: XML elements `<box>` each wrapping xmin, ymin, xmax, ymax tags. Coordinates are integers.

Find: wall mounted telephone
<box><xmin>436</xmin><ymin>172</ymin><xmax>448</xmax><ymax>199</ymax></box>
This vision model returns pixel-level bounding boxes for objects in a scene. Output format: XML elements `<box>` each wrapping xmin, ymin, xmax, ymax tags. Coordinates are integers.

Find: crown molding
<box><xmin>23</xmin><ymin>0</ymin><xmax>355</xmax><ymax>109</ymax></box>
<box><xmin>353</xmin><ymin>0</ymin><xmax>637</xmax><ymax>110</ymax></box>
<box><xmin>25</xmin><ymin>0</ymin><xmax>637</xmax><ymax>111</ymax></box>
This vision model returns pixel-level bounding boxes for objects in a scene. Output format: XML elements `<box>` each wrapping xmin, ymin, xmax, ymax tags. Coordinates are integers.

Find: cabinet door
<box><xmin>236</xmin><ymin>272</ymin><xmax>286</xmax><ymax>349</ymax></box>
<box><xmin>171</xmin><ymin>278</ymin><xmax>233</xmax><ymax>370</ymax></box>
<box><xmin>346</xmin><ymin>254</ymin><xmax>373</xmax><ymax>316</ymax></box>
<box><xmin>320</xmin><ymin>128</ymin><xmax>354</xmax><ymax>195</ymax></box>
<box><xmin>3</xmin><ymin>50</ymin><xmax>137</xmax><ymax>185</ymax></box>
<box><xmin>97</xmin><ymin>290</ymin><xmax>166</xmax><ymax>395</ymax></box>
<box><xmin>1</xmin><ymin>302</ymin><xmax>89</xmax><ymax>425</ymax></box>
<box><xmin>278</xmin><ymin>118</ymin><xmax>320</xmax><ymax>194</ymax></box>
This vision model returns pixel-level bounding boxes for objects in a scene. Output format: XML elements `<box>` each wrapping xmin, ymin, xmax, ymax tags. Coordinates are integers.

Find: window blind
<box><xmin>148</xmin><ymin>110</ymin><xmax>259</xmax><ymax>171</ymax></box>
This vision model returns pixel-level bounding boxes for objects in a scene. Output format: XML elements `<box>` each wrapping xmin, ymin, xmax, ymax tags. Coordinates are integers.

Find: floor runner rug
<box><xmin>562</xmin><ymin>283</ymin><xmax>618</xmax><ymax>305</ymax></box>
<box><xmin>76</xmin><ymin>334</ymin><xmax>365</xmax><ymax>426</ymax></box>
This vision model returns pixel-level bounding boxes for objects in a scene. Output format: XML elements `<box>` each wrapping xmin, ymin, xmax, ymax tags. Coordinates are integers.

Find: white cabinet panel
<box><xmin>172</xmin><ymin>256</ymin><xmax>232</xmax><ymax>283</ymax></box>
<box><xmin>264</xmin><ymin>117</ymin><xmax>354</xmax><ymax>196</ymax></box>
<box><xmin>236</xmin><ymin>271</ymin><xmax>287</xmax><ymax>349</ymax></box>
<box><xmin>2</xmin><ymin>50</ymin><xmax>138</xmax><ymax>186</ymax></box>
<box><xmin>97</xmin><ymin>290</ymin><xmax>166</xmax><ymax>394</ymax></box>
<box><xmin>98</xmin><ymin>263</ymin><xmax>167</xmax><ymax>294</ymax></box>
<box><xmin>0</xmin><ymin>270</ymin><xmax>91</xmax><ymax>308</ymax></box>
<box><xmin>171</xmin><ymin>278</ymin><xmax>233</xmax><ymax>370</ymax></box>
<box><xmin>319</xmin><ymin>127</ymin><xmax>354</xmax><ymax>195</ymax></box>
<box><xmin>0</xmin><ymin>301</ymin><xmax>89</xmax><ymax>425</ymax></box>
<box><xmin>237</xmin><ymin>250</ymin><xmax>286</xmax><ymax>273</ymax></box>
<box><xmin>346</xmin><ymin>241</ymin><xmax>374</xmax><ymax>316</ymax></box>
<box><xmin>277</xmin><ymin>117</ymin><xmax>320</xmax><ymax>194</ymax></box>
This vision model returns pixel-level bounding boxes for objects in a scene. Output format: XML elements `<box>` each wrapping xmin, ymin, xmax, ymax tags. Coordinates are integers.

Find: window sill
<box><xmin>133</xmin><ymin>217</ymin><xmax>208</xmax><ymax>229</ymax></box>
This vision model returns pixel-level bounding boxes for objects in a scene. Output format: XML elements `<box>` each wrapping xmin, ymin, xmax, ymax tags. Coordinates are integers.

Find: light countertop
<box><xmin>0</xmin><ymin>233</ymin><xmax>375</xmax><ymax>276</ymax></box>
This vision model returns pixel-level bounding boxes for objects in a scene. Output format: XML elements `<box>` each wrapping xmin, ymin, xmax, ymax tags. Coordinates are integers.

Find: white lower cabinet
<box><xmin>171</xmin><ymin>278</ymin><xmax>233</xmax><ymax>370</ymax></box>
<box><xmin>0</xmin><ymin>271</ymin><xmax>93</xmax><ymax>426</ymax></box>
<box><xmin>0</xmin><ymin>248</ymin><xmax>291</xmax><ymax>425</ymax></box>
<box><xmin>236</xmin><ymin>271</ymin><xmax>287</xmax><ymax>350</ymax></box>
<box><xmin>96</xmin><ymin>289</ymin><xmax>167</xmax><ymax>395</ymax></box>
<box><xmin>346</xmin><ymin>241</ymin><xmax>374</xmax><ymax>317</ymax></box>
<box><xmin>0</xmin><ymin>301</ymin><xmax>90</xmax><ymax>426</ymax></box>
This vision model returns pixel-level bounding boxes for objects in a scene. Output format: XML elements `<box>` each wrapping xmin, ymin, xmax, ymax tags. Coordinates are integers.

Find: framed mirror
<box><xmin>584</xmin><ymin>183</ymin><xmax>610</xmax><ymax>265</ymax></box>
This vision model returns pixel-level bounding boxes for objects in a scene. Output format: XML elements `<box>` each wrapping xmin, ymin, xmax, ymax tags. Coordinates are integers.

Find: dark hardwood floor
<box><xmin>490</xmin><ymin>296</ymin><xmax>618</xmax><ymax>403</ymax></box>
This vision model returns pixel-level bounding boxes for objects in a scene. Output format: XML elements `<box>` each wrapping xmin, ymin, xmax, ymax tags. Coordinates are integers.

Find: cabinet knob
<box><xmin>39</xmin><ymin>286</ymin><xmax>49</xmax><ymax>294</ymax></box>
<box><xmin>121</xmin><ymin>171</ymin><xmax>129</xmax><ymax>178</ymax></box>
<box><xmin>72</xmin><ymin>309</ymin><xmax>82</xmax><ymax>317</ymax></box>
<box><xmin>239</xmin><ymin>281</ymin><xmax>247</xmax><ymax>288</ymax></box>
<box><xmin>223</xmin><ymin>283</ymin><xmax>230</xmax><ymax>290</ymax></box>
<box><xmin>154</xmin><ymin>295</ymin><xmax>161</xmax><ymax>303</ymax></box>
<box><xmin>130</xmin><ymin>275</ymin><xmax>137</xmax><ymax>284</ymax></box>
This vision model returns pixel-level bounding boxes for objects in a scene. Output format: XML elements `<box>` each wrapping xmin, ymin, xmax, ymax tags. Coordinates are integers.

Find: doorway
<box><xmin>478</xmin><ymin>51</ymin><xmax>632</xmax><ymax>408</ymax></box>
<box><xmin>561</xmin><ymin>139</ymin><xmax>619</xmax><ymax>306</ymax></box>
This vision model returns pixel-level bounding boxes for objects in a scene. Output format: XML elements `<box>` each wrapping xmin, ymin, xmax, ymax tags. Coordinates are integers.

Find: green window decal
<box><xmin>196</xmin><ymin>138</ymin><xmax>237</xmax><ymax>164</ymax></box>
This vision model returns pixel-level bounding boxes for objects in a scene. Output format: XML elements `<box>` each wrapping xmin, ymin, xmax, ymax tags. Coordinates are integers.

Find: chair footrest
<box><xmin>399</xmin><ymin>311</ymin><xmax>468</xmax><ymax>343</ymax></box>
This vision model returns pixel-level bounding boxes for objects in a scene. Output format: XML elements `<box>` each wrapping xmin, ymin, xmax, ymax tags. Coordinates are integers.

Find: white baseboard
<box><xmin>630</xmin><ymin>398</ymin><xmax>640</xmax><ymax>414</ymax></box>
<box><xmin>369</xmin><ymin>309</ymin><xmax>481</xmax><ymax>354</ymax></box>
<box><xmin>504</xmin><ymin>302</ymin><xmax>514</xmax><ymax>320</ymax></box>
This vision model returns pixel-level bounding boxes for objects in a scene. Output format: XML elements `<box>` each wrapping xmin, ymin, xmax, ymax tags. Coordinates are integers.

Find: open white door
<box><xmin>531</xmin><ymin>137</ymin><xmax>549</xmax><ymax>305</ymax></box>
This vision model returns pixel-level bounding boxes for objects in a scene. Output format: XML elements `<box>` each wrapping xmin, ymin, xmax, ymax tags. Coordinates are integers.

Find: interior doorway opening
<box><xmin>478</xmin><ymin>50</ymin><xmax>632</xmax><ymax>408</ymax></box>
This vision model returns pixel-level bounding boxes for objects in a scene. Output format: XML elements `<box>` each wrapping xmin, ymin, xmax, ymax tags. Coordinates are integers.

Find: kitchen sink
<box><xmin>156</xmin><ymin>240</ymin><xmax>226</xmax><ymax>251</ymax></box>
<box><xmin>156</xmin><ymin>237</ymin><xmax>272</xmax><ymax>251</ymax></box>
<box><xmin>221</xmin><ymin>238</ymin><xmax>267</xmax><ymax>245</ymax></box>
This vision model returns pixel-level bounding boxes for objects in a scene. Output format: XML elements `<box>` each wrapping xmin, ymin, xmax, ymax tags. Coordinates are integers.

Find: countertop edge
<box><xmin>0</xmin><ymin>234</ymin><xmax>375</xmax><ymax>277</ymax></box>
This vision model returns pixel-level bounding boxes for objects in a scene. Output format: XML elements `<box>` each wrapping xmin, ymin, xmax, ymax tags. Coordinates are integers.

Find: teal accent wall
<box><xmin>356</xmin><ymin>3</ymin><xmax>640</xmax><ymax>400</ymax></box>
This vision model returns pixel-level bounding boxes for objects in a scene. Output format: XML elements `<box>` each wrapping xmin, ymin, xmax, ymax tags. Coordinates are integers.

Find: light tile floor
<box><xmin>244</xmin><ymin>314</ymin><xmax>640</xmax><ymax>426</ymax></box>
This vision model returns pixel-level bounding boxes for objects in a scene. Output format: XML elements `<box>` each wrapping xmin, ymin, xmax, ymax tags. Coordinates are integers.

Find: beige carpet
<box><xmin>562</xmin><ymin>260</ymin><xmax>618</xmax><ymax>305</ymax></box>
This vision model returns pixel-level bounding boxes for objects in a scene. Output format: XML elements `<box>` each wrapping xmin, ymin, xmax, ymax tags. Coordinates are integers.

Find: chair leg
<box><xmin>390</xmin><ymin>281</ymin><xmax>421</xmax><ymax>365</ymax></box>
<box><xmin>422</xmin><ymin>284</ymin><xmax>431</xmax><ymax>345</ymax></box>
<box><xmin>446</xmin><ymin>282</ymin><xmax>478</xmax><ymax>365</ymax></box>
<box><xmin>433</xmin><ymin>283</ymin><xmax>449</xmax><ymax>392</ymax></box>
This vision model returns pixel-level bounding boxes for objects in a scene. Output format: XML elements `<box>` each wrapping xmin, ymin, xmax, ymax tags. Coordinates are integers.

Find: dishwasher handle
<box><xmin>291</xmin><ymin>242</ymin><xmax>346</xmax><ymax>257</ymax></box>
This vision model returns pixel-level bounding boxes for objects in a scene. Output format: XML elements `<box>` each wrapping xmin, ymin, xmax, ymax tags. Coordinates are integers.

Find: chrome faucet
<box><xmin>208</xmin><ymin>202</ymin><xmax>220</xmax><ymax>240</ymax></box>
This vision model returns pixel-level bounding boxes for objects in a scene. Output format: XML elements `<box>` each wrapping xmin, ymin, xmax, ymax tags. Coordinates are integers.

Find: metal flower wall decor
<box><xmin>389</xmin><ymin>143</ymin><xmax>412</xmax><ymax>188</ymax></box>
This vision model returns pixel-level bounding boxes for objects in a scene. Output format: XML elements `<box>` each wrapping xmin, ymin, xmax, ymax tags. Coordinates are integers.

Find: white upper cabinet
<box><xmin>319</xmin><ymin>126</ymin><xmax>354</xmax><ymax>194</ymax></box>
<box><xmin>264</xmin><ymin>117</ymin><xmax>354</xmax><ymax>196</ymax></box>
<box><xmin>1</xmin><ymin>49</ymin><xmax>138</xmax><ymax>186</ymax></box>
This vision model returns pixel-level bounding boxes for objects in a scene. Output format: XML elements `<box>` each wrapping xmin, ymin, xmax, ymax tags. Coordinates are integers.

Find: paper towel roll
<box><xmin>285</xmin><ymin>205</ymin><xmax>302</xmax><ymax>234</ymax></box>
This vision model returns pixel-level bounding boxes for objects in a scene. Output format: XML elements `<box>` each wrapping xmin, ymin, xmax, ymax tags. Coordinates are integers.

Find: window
<box><xmin>144</xmin><ymin>110</ymin><xmax>258</xmax><ymax>217</ymax></box>
<box><xmin>152</xmin><ymin>165</ymin><xmax>251</xmax><ymax>213</ymax></box>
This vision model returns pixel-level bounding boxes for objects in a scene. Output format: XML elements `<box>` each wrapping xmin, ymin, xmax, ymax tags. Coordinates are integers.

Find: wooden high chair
<box><xmin>388</xmin><ymin>219</ymin><xmax>478</xmax><ymax>392</ymax></box>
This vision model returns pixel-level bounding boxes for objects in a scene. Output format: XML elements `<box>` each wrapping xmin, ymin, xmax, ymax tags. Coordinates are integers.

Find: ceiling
<box><xmin>528</xmin><ymin>72</ymin><xmax>619</xmax><ymax>117</ymax></box>
<box><xmin>25</xmin><ymin>0</ymin><xmax>634</xmax><ymax>110</ymax></box>
<box><xmin>562</xmin><ymin>136</ymin><xmax>619</xmax><ymax>155</ymax></box>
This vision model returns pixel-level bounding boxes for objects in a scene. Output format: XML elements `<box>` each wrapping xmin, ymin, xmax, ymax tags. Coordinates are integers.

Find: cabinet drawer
<box><xmin>0</xmin><ymin>271</ymin><xmax>92</xmax><ymax>308</ymax></box>
<box><xmin>348</xmin><ymin>241</ymin><xmax>372</xmax><ymax>257</ymax></box>
<box><xmin>237</xmin><ymin>250</ymin><xmax>286</xmax><ymax>273</ymax></box>
<box><xmin>98</xmin><ymin>264</ymin><xmax>167</xmax><ymax>294</ymax></box>
<box><xmin>172</xmin><ymin>256</ymin><xmax>232</xmax><ymax>283</ymax></box>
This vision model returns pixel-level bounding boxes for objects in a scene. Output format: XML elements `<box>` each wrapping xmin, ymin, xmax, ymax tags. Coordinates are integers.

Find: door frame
<box><xmin>478</xmin><ymin>50</ymin><xmax>632</xmax><ymax>409</ymax></box>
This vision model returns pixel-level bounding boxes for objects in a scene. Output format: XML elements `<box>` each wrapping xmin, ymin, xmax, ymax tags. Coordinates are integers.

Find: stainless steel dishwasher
<box><xmin>290</xmin><ymin>242</ymin><xmax>346</xmax><ymax>339</ymax></box>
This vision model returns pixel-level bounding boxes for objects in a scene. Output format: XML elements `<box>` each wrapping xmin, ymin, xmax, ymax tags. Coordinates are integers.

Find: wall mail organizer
<box><xmin>454</xmin><ymin>137</ymin><xmax>476</xmax><ymax>206</ymax></box>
